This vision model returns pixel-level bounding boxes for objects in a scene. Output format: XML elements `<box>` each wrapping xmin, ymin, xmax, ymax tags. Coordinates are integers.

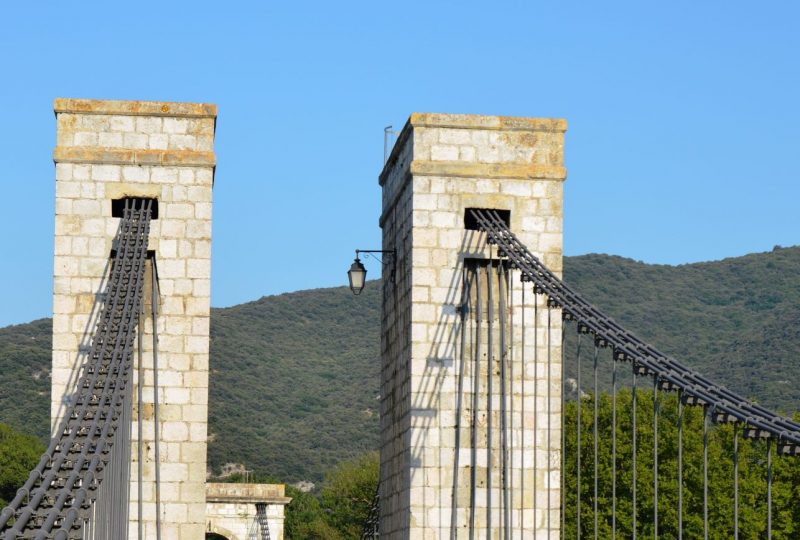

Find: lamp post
<box><xmin>347</xmin><ymin>249</ymin><xmax>395</xmax><ymax>295</ymax></box>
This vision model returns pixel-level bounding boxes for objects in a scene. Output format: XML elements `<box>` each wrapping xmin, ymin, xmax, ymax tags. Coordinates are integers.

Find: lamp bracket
<box><xmin>355</xmin><ymin>249</ymin><xmax>396</xmax><ymax>263</ymax></box>
<box><xmin>354</xmin><ymin>249</ymin><xmax>396</xmax><ymax>284</ymax></box>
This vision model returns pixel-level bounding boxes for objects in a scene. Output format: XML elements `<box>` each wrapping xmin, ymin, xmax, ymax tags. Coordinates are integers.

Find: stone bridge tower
<box><xmin>379</xmin><ymin>113</ymin><xmax>566</xmax><ymax>538</ymax></box>
<box><xmin>52</xmin><ymin>98</ymin><xmax>215</xmax><ymax>539</ymax></box>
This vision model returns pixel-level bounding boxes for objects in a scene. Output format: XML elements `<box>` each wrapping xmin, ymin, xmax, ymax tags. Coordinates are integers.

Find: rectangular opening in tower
<box><xmin>112</xmin><ymin>197</ymin><xmax>159</xmax><ymax>219</ymax></box>
<box><xmin>464</xmin><ymin>208</ymin><xmax>510</xmax><ymax>230</ymax></box>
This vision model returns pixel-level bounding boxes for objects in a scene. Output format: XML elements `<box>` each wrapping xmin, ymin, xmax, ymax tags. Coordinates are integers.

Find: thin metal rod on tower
<box><xmin>593</xmin><ymin>343</ymin><xmax>599</xmax><ymax>540</ymax></box>
<box><xmin>470</xmin><ymin>267</ymin><xmax>482</xmax><ymax>540</ymax></box>
<box><xmin>546</xmin><ymin>305</ymin><xmax>553</xmax><ymax>536</ymax></box>
<box><xmin>733</xmin><ymin>423</ymin><xmax>738</xmax><ymax>540</ymax></box>
<box><xmin>138</xmin><ymin>299</ymin><xmax>144</xmax><ymax>540</ymax></box>
<box><xmin>520</xmin><ymin>278</ymin><xmax>527</xmax><ymax>540</ymax></box>
<box><xmin>611</xmin><ymin>353</ymin><xmax>617</xmax><ymax>540</ymax></box>
<box><xmin>533</xmin><ymin>288</ymin><xmax>540</xmax><ymax>536</ymax></box>
<box><xmin>498</xmin><ymin>263</ymin><xmax>510</xmax><ymax>539</ymax></box>
<box><xmin>487</xmin><ymin>262</ymin><xmax>494</xmax><ymax>536</ymax></box>
<box><xmin>653</xmin><ymin>378</ymin><xmax>659</xmax><ymax>538</ymax></box>
<box><xmin>122</xmin><ymin>379</ymin><xmax>133</xmax><ymax>538</ymax></box>
<box><xmin>576</xmin><ymin>331</ymin><xmax>583</xmax><ymax>538</ymax></box>
<box><xmin>383</xmin><ymin>126</ymin><xmax>396</xmax><ymax>164</ymax></box>
<box><xmin>632</xmin><ymin>370</ymin><xmax>637</xmax><ymax>540</ymax></box>
<box><xmin>451</xmin><ymin>268</ymin><xmax>469</xmax><ymax>539</ymax></box>
<box><xmin>678</xmin><ymin>392</ymin><xmax>683</xmax><ymax>540</ymax></box>
<box><xmin>560</xmin><ymin>308</ymin><xmax>565</xmax><ymax>536</ymax></box>
<box><xmin>152</xmin><ymin>260</ymin><xmax>162</xmax><ymax>540</ymax></box>
<box><xmin>508</xmin><ymin>265</ymin><xmax>515</xmax><ymax>538</ymax></box>
<box><xmin>767</xmin><ymin>438</ymin><xmax>772</xmax><ymax>540</ymax></box>
<box><xmin>703</xmin><ymin>407</ymin><xmax>709</xmax><ymax>540</ymax></box>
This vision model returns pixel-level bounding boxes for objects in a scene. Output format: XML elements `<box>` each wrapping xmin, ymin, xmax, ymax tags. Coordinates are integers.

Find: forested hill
<box><xmin>0</xmin><ymin>246</ymin><xmax>798</xmax><ymax>483</ymax></box>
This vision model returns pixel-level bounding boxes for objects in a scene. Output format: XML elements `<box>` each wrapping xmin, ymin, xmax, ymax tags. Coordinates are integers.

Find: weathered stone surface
<box><xmin>53</xmin><ymin>147</ymin><xmax>215</xmax><ymax>167</ymax></box>
<box><xmin>52</xmin><ymin>98</ymin><xmax>215</xmax><ymax>540</ymax></box>
<box><xmin>206</xmin><ymin>483</ymin><xmax>291</xmax><ymax>540</ymax></box>
<box><xmin>379</xmin><ymin>113</ymin><xmax>565</xmax><ymax>539</ymax></box>
<box><xmin>408</xmin><ymin>112</ymin><xmax>566</xmax><ymax>132</ymax></box>
<box><xmin>54</xmin><ymin>98</ymin><xmax>217</xmax><ymax>118</ymax></box>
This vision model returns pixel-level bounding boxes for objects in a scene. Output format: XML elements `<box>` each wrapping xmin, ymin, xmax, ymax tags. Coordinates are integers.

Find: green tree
<box><xmin>319</xmin><ymin>451</ymin><xmax>379</xmax><ymax>538</ymax></box>
<box><xmin>285</xmin><ymin>485</ymin><xmax>345</xmax><ymax>540</ymax></box>
<box><xmin>0</xmin><ymin>423</ymin><xmax>45</xmax><ymax>507</ymax></box>
<box><xmin>562</xmin><ymin>389</ymin><xmax>800</xmax><ymax>539</ymax></box>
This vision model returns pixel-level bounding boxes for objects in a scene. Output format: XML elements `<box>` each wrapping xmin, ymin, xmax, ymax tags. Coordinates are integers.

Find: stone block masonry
<box><xmin>206</xmin><ymin>483</ymin><xmax>291</xmax><ymax>540</ymax></box>
<box><xmin>379</xmin><ymin>113</ymin><xmax>566</xmax><ymax>539</ymax></box>
<box><xmin>52</xmin><ymin>98</ymin><xmax>215</xmax><ymax>539</ymax></box>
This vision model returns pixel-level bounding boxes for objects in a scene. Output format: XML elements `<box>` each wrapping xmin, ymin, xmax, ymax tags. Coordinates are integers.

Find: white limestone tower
<box><xmin>378</xmin><ymin>113</ymin><xmax>566</xmax><ymax>538</ymax></box>
<box><xmin>52</xmin><ymin>98</ymin><xmax>215</xmax><ymax>539</ymax></box>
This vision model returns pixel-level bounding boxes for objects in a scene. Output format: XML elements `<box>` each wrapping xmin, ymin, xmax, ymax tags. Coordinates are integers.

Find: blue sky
<box><xmin>0</xmin><ymin>1</ymin><xmax>798</xmax><ymax>327</ymax></box>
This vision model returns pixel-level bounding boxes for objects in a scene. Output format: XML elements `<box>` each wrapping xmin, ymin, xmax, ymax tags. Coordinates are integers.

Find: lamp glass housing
<box><xmin>348</xmin><ymin>258</ymin><xmax>367</xmax><ymax>295</ymax></box>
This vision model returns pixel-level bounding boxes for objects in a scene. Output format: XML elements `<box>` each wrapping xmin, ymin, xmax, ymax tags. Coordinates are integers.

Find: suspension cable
<box><xmin>703</xmin><ymin>406</ymin><xmax>709</xmax><ymax>540</ymax></box>
<box><xmin>151</xmin><ymin>257</ymin><xmax>163</xmax><ymax>540</ymax></box>
<box><xmin>576</xmin><ymin>330</ymin><xmax>582</xmax><ymax>538</ymax></box>
<box><xmin>138</xmin><ymin>280</ymin><xmax>144</xmax><ymax>540</ymax></box>
<box><xmin>468</xmin><ymin>208</ymin><xmax>800</xmax><ymax>448</ymax></box>
<box><xmin>1</xmin><ymin>199</ymin><xmax>152</xmax><ymax>539</ymax></box>
<box><xmin>520</xmin><ymin>273</ymin><xmax>526</xmax><ymax>540</ymax></box>
<box><xmin>611</xmin><ymin>350</ymin><xmax>617</xmax><ymax>540</ymax></box>
<box><xmin>632</xmin><ymin>369</ymin><xmax>637</xmax><ymax>540</ymax></box>
<box><xmin>733</xmin><ymin>422</ymin><xmax>739</xmax><ymax>540</ymax></box>
<box><xmin>653</xmin><ymin>377</ymin><xmax>659</xmax><ymax>538</ymax></box>
<box><xmin>546</xmin><ymin>304</ymin><xmax>553</xmax><ymax>536</ymax></box>
<box><xmin>531</xmin><ymin>281</ymin><xmax>539</xmax><ymax>537</ymax></box>
<box><xmin>507</xmin><ymin>262</ymin><xmax>516</xmax><ymax>539</ymax></box>
<box><xmin>767</xmin><ymin>438</ymin><xmax>772</xmax><ymax>539</ymax></box>
<box><xmin>487</xmin><ymin>261</ymin><xmax>494</xmax><ymax>536</ymax></box>
<box><xmin>678</xmin><ymin>391</ymin><xmax>683</xmax><ymax>540</ymax></box>
<box><xmin>469</xmin><ymin>265</ymin><xmax>482</xmax><ymax>539</ymax></box>
<box><xmin>451</xmin><ymin>266</ymin><xmax>468</xmax><ymax>539</ymax></box>
<box><xmin>593</xmin><ymin>342</ymin><xmax>599</xmax><ymax>540</ymax></box>
<box><xmin>498</xmin><ymin>262</ymin><xmax>510</xmax><ymax>539</ymax></box>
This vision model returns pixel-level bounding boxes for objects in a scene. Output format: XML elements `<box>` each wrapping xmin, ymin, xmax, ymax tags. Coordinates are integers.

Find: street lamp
<box><xmin>348</xmin><ymin>257</ymin><xmax>367</xmax><ymax>295</ymax></box>
<box><xmin>347</xmin><ymin>249</ymin><xmax>395</xmax><ymax>295</ymax></box>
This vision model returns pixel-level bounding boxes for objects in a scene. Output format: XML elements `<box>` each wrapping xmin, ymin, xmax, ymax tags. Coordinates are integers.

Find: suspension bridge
<box><xmin>0</xmin><ymin>103</ymin><xmax>797</xmax><ymax>539</ymax></box>
<box><xmin>360</xmin><ymin>207</ymin><xmax>800</xmax><ymax>539</ymax></box>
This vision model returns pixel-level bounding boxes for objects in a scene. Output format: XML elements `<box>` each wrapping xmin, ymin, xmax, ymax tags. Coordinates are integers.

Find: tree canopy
<box><xmin>0</xmin><ymin>423</ymin><xmax>45</xmax><ymax>507</ymax></box>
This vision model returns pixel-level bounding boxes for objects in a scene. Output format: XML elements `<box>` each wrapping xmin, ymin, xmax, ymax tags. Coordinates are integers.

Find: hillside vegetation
<box><xmin>0</xmin><ymin>246</ymin><xmax>798</xmax><ymax>483</ymax></box>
